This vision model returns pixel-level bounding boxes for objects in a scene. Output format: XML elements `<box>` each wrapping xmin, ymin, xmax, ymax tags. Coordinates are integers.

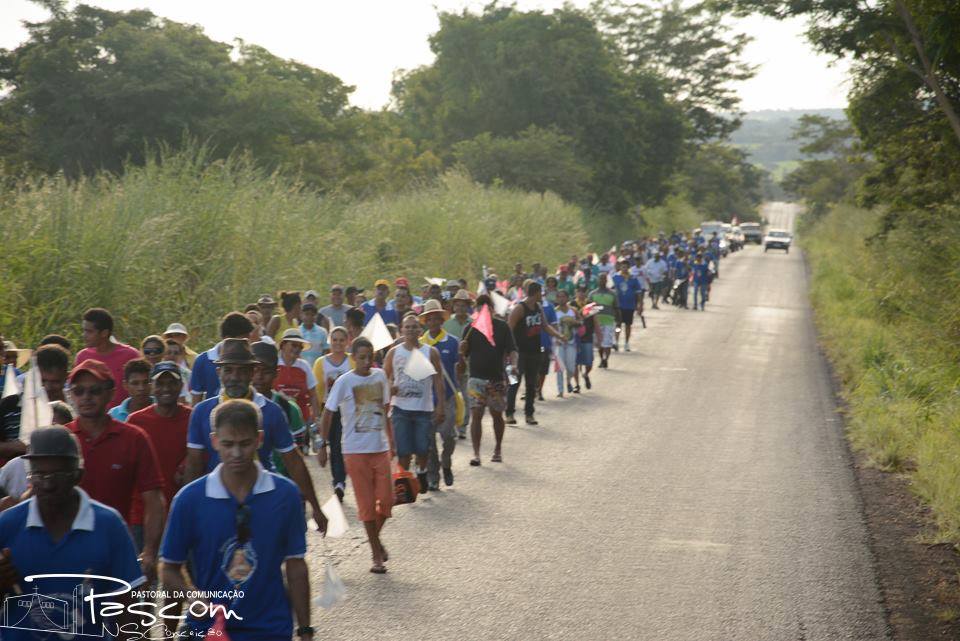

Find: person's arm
<box><xmin>507</xmin><ymin>304</ymin><xmax>523</xmax><ymax>330</ymax></box>
<box><xmin>0</xmin><ymin>441</ymin><xmax>25</xmax><ymax>460</ymax></box>
<box><xmin>316</xmin><ymin>408</ymin><xmax>332</xmax><ymax>467</ymax></box>
<box><xmin>140</xmin><ymin>489</ymin><xmax>165</xmax><ymax>583</ymax></box>
<box><xmin>266</xmin><ymin>315</ymin><xmax>280</xmax><ymax>339</ymax></box>
<box><xmin>183</xmin><ymin>448</ymin><xmax>205</xmax><ymax>484</ymax></box>
<box><xmin>285</xmin><ymin>557</ymin><xmax>312</xmax><ymax>640</ymax></box>
<box><xmin>279</xmin><ymin>449</ymin><xmax>325</xmax><ymax>532</ymax></box>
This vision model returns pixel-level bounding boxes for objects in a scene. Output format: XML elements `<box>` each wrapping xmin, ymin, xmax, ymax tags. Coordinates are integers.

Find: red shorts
<box><xmin>344</xmin><ymin>451</ymin><xmax>393</xmax><ymax>522</ymax></box>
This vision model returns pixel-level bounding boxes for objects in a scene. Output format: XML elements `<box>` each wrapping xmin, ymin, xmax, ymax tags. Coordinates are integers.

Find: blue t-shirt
<box><xmin>361</xmin><ymin>301</ymin><xmax>398</xmax><ymax>327</ymax></box>
<box><xmin>540</xmin><ymin>300</ymin><xmax>557</xmax><ymax>351</ymax></box>
<box><xmin>423</xmin><ymin>333</ymin><xmax>459</xmax><ymax>398</ymax></box>
<box><xmin>189</xmin><ymin>344</ymin><xmax>221</xmax><ymax>400</ymax></box>
<box><xmin>692</xmin><ymin>263</ymin><xmax>710</xmax><ymax>284</ymax></box>
<box><xmin>160</xmin><ymin>466</ymin><xmax>306</xmax><ymax>641</ymax></box>
<box><xmin>675</xmin><ymin>261</ymin><xmax>691</xmax><ymax>281</ymax></box>
<box><xmin>187</xmin><ymin>392</ymin><xmax>296</xmax><ymax>472</ymax></box>
<box><xmin>0</xmin><ymin>489</ymin><xmax>144</xmax><ymax>641</ymax></box>
<box><xmin>612</xmin><ymin>274</ymin><xmax>642</xmax><ymax>311</ymax></box>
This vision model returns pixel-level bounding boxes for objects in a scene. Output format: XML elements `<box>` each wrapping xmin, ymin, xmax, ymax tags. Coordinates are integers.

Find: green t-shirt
<box><xmin>270</xmin><ymin>390</ymin><xmax>305</xmax><ymax>477</ymax></box>
<box><xmin>590</xmin><ymin>290</ymin><xmax>617</xmax><ymax>326</ymax></box>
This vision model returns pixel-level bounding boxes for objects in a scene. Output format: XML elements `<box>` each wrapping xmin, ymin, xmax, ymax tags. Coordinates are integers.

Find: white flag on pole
<box><xmin>1</xmin><ymin>364</ymin><xmax>20</xmax><ymax>399</ymax></box>
<box><xmin>320</xmin><ymin>494</ymin><xmax>349</xmax><ymax>538</ymax></box>
<box><xmin>19</xmin><ymin>359</ymin><xmax>52</xmax><ymax>442</ymax></box>
<box><xmin>490</xmin><ymin>291</ymin><xmax>511</xmax><ymax>317</ymax></box>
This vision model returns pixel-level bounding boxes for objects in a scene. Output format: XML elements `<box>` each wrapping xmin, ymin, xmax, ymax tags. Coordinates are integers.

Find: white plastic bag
<box><xmin>314</xmin><ymin>559</ymin><xmax>346</xmax><ymax>609</ymax></box>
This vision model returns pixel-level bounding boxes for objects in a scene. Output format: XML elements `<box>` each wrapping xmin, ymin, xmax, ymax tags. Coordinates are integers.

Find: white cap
<box><xmin>163</xmin><ymin>322</ymin><xmax>188</xmax><ymax>337</ymax></box>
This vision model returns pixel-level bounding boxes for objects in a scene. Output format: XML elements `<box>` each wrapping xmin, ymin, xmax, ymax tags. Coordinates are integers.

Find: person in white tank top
<box><xmin>384</xmin><ymin>313</ymin><xmax>445</xmax><ymax>491</ymax></box>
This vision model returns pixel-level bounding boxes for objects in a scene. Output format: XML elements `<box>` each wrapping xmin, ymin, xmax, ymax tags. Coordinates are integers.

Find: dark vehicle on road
<box><xmin>764</xmin><ymin>229</ymin><xmax>792</xmax><ymax>253</ymax></box>
<box><xmin>741</xmin><ymin>222</ymin><xmax>763</xmax><ymax>244</ymax></box>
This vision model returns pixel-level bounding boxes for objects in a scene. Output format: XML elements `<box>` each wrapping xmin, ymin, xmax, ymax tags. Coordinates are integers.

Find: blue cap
<box><xmin>150</xmin><ymin>361</ymin><xmax>182</xmax><ymax>381</ymax></box>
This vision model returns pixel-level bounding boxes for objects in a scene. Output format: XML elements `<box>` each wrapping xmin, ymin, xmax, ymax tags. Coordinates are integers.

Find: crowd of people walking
<box><xmin>0</xmin><ymin>229</ymin><xmax>724</xmax><ymax>640</ymax></box>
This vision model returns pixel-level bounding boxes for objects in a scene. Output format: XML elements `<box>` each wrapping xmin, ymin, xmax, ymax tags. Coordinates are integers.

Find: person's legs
<box><xmin>428</xmin><ymin>395</ymin><xmax>457</xmax><ymax>487</ymax></box>
<box><xmin>392</xmin><ymin>408</ymin><xmax>415</xmax><ymax>470</ymax></box>
<box><xmin>412</xmin><ymin>411</ymin><xmax>432</xmax><ymax>491</ymax></box>
<box><xmin>537</xmin><ymin>347</ymin><xmax>550</xmax><ymax>398</ymax></box>
<box><xmin>521</xmin><ymin>352</ymin><xmax>541</xmax><ymax>420</ymax></box>
<box><xmin>470</xmin><ymin>406</ymin><xmax>485</xmax><ymax>461</ymax></box>
<box><xmin>490</xmin><ymin>410</ymin><xmax>505</xmax><ymax>458</ymax></box>
<box><xmin>329</xmin><ymin>411</ymin><xmax>346</xmax><ymax>494</ymax></box>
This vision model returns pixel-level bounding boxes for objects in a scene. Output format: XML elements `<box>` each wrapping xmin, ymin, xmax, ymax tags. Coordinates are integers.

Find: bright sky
<box><xmin>0</xmin><ymin>0</ymin><xmax>850</xmax><ymax>112</ymax></box>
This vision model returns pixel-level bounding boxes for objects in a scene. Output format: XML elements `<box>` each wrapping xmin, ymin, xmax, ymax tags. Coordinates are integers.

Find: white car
<box><xmin>763</xmin><ymin>229</ymin><xmax>793</xmax><ymax>253</ymax></box>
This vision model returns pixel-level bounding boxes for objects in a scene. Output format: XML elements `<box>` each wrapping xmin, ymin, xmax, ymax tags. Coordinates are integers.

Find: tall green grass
<box><xmin>0</xmin><ymin>146</ymin><xmax>587</xmax><ymax>347</ymax></box>
<box><xmin>804</xmin><ymin>203</ymin><xmax>960</xmax><ymax>542</ymax></box>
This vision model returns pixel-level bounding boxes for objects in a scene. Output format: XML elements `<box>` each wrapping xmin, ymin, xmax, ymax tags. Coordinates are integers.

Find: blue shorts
<box><xmin>391</xmin><ymin>407</ymin><xmax>432</xmax><ymax>457</ymax></box>
<box><xmin>577</xmin><ymin>342</ymin><xmax>594</xmax><ymax>366</ymax></box>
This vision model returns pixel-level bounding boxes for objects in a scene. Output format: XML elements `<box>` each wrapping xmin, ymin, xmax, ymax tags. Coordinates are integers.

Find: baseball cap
<box><xmin>345</xmin><ymin>285</ymin><xmax>362</xmax><ymax>295</ymax></box>
<box><xmin>150</xmin><ymin>361</ymin><xmax>183</xmax><ymax>381</ymax></box>
<box><xmin>374</xmin><ymin>279</ymin><xmax>390</xmax><ymax>288</ymax></box>
<box><xmin>445</xmin><ymin>279</ymin><xmax>459</xmax><ymax>288</ymax></box>
<box><xmin>257</xmin><ymin>294</ymin><xmax>276</xmax><ymax>306</ymax></box>
<box><xmin>304</xmin><ymin>289</ymin><xmax>318</xmax><ymax>299</ymax></box>
<box><xmin>394</xmin><ymin>277</ymin><xmax>410</xmax><ymax>289</ymax></box>
<box><xmin>23</xmin><ymin>427</ymin><xmax>81</xmax><ymax>461</ymax></box>
<box><xmin>68</xmin><ymin>359</ymin><xmax>113</xmax><ymax>385</ymax></box>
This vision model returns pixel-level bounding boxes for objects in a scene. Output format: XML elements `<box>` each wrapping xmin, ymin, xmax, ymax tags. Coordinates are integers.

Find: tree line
<box><xmin>0</xmin><ymin>0</ymin><xmax>766</xmax><ymax>224</ymax></box>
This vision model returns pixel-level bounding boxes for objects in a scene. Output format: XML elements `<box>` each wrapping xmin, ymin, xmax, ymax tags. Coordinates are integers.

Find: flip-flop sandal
<box><xmin>370</xmin><ymin>564</ymin><xmax>387</xmax><ymax>574</ymax></box>
<box><xmin>491</xmin><ymin>453</ymin><xmax>502</xmax><ymax>463</ymax></box>
<box><xmin>470</xmin><ymin>458</ymin><xmax>481</xmax><ymax>466</ymax></box>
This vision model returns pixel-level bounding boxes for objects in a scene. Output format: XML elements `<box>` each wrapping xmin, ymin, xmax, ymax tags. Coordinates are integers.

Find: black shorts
<box><xmin>620</xmin><ymin>308</ymin><xmax>635</xmax><ymax>326</ymax></box>
<box><xmin>540</xmin><ymin>350</ymin><xmax>551</xmax><ymax>376</ymax></box>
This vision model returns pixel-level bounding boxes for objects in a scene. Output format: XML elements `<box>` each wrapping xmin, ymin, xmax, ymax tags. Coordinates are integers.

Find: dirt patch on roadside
<box><xmin>854</xmin><ymin>455</ymin><xmax>960</xmax><ymax>640</ymax></box>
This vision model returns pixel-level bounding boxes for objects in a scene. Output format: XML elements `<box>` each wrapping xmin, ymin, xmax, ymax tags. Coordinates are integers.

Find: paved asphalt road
<box><xmin>305</xmin><ymin>202</ymin><xmax>889</xmax><ymax>640</ymax></box>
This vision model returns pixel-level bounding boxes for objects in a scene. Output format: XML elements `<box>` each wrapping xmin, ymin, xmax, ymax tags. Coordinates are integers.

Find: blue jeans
<box><xmin>694</xmin><ymin>282</ymin><xmax>708</xmax><ymax>309</ymax></box>
<box><xmin>392</xmin><ymin>407</ymin><xmax>433</xmax><ymax>457</ymax></box>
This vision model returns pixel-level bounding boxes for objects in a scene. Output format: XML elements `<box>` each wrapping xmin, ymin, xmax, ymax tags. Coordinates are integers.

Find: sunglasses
<box><xmin>142</xmin><ymin>348</ymin><xmax>164</xmax><ymax>356</ymax></box>
<box><xmin>236</xmin><ymin>504</ymin><xmax>251</xmax><ymax>545</ymax></box>
<box><xmin>71</xmin><ymin>384</ymin><xmax>110</xmax><ymax>397</ymax></box>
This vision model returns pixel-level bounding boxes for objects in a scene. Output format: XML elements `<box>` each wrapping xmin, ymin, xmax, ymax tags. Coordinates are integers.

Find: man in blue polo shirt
<box><xmin>0</xmin><ymin>427</ymin><xmax>145</xmax><ymax>640</ymax></box>
<box><xmin>183</xmin><ymin>339</ymin><xmax>325</xmax><ymax>531</ymax></box>
<box><xmin>362</xmin><ymin>280</ymin><xmax>399</xmax><ymax>326</ymax></box>
<box><xmin>161</xmin><ymin>399</ymin><xmax>314</xmax><ymax>641</ymax></box>
<box><xmin>190</xmin><ymin>312</ymin><xmax>255</xmax><ymax>404</ymax></box>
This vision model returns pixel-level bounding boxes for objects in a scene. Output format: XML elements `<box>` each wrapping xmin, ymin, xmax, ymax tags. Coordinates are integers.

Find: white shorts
<box><xmin>598</xmin><ymin>325</ymin><xmax>615</xmax><ymax>348</ymax></box>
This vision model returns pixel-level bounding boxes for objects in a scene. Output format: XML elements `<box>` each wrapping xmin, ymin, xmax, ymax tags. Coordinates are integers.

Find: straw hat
<box><xmin>278</xmin><ymin>328</ymin><xmax>312</xmax><ymax>348</ymax></box>
<box><xmin>418</xmin><ymin>299</ymin><xmax>450</xmax><ymax>321</ymax></box>
<box><xmin>3</xmin><ymin>342</ymin><xmax>32</xmax><ymax>368</ymax></box>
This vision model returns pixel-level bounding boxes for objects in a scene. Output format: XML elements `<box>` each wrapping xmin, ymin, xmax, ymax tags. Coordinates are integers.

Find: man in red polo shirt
<box><xmin>127</xmin><ymin>361</ymin><xmax>191</xmax><ymax>551</ymax></box>
<box><xmin>66</xmin><ymin>359</ymin><xmax>165</xmax><ymax>581</ymax></box>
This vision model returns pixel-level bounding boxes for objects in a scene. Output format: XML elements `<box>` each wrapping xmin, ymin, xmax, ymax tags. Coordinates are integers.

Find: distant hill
<box><xmin>730</xmin><ymin>108</ymin><xmax>847</xmax><ymax>180</ymax></box>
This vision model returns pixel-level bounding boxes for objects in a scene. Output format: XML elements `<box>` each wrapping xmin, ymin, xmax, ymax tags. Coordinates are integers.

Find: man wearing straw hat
<box><xmin>419</xmin><ymin>299</ymin><xmax>460</xmax><ymax>490</ymax></box>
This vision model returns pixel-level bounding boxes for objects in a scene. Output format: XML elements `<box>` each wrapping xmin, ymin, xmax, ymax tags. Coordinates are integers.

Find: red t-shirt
<box><xmin>67</xmin><ymin>418</ymin><xmax>163</xmax><ymax>523</ymax></box>
<box><xmin>126</xmin><ymin>404</ymin><xmax>191</xmax><ymax>524</ymax></box>
<box><xmin>75</xmin><ymin>343</ymin><xmax>142</xmax><ymax>408</ymax></box>
<box><xmin>275</xmin><ymin>360</ymin><xmax>316</xmax><ymax>422</ymax></box>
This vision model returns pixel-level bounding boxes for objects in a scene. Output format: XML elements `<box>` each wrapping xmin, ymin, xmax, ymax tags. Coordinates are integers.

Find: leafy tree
<box><xmin>392</xmin><ymin>4</ymin><xmax>685</xmax><ymax>213</ymax></box>
<box><xmin>453</xmin><ymin>126</ymin><xmax>591</xmax><ymax>201</ymax></box>
<box><xmin>673</xmin><ymin>143</ymin><xmax>765</xmax><ymax>221</ymax></box>
<box><xmin>779</xmin><ymin>115</ymin><xmax>870</xmax><ymax>218</ymax></box>
<box><xmin>593</xmin><ymin>0</ymin><xmax>756</xmax><ymax>140</ymax></box>
<box><xmin>718</xmin><ymin>0</ymin><xmax>960</xmax><ymax>228</ymax></box>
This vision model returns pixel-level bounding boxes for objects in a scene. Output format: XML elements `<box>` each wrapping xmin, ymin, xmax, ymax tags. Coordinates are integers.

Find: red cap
<box><xmin>68</xmin><ymin>359</ymin><xmax>113</xmax><ymax>384</ymax></box>
<box><xmin>558</xmin><ymin>264</ymin><xmax>568</xmax><ymax>273</ymax></box>
<box><xmin>395</xmin><ymin>277</ymin><xmax>410</xmax><ymax>288</ymax></box>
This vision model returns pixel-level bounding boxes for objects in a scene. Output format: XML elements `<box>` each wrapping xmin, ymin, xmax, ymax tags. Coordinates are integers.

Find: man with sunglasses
<box><xmin>0</xmin><ymin>427</ymin><xmax>145</xmax><ymax>639</ymax></box>
<box><xmin>65</xmin><ymin>359</ymin><xmax>165</xmax><ymax>582</ymax></box>
<box><xmin>161</xmin><ymin>399</ymin><xmax>314</xmax><ymax>641</ymax></box>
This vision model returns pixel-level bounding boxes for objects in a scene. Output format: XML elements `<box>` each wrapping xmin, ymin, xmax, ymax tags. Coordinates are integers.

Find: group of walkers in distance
<box><xmin>0</xmin><ymin>228</ymin><xmax>724</xmax><ymax>640</ymax></box>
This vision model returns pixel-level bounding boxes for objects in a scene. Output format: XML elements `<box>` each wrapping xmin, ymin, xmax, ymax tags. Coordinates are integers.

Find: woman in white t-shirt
<box><xmin>318</xmin><ymin>337</ymin><xmax>394</xmax><ymax>574</ymax></box>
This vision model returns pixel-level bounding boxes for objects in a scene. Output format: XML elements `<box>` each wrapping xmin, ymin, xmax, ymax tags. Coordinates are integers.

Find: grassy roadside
<box><xmin>0</xmin><ymin>147</ymin><xmax>587</xmax><ymax>347</ymax></box>
<box><xmin>803</xmin><ymin>203</ymin><xmax>960</xmax><ymax>543</ymax></box>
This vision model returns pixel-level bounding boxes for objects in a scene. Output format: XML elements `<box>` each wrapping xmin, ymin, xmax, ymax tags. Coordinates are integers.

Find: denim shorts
<box><xmin>577</xmin><ymin>341</ymin><xmax>594</xmax><ymax>366</ymax></box>
<box><xmin>391</xmin><ymin>407</ymin><xmax>432</xmax><ymax>457</ymax></box>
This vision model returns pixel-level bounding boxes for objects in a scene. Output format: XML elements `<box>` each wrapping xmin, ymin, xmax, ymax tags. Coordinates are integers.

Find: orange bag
<box><xmin>393</xmin><ymin>465</ymin><xmax>419</xmax><ymax>505</ymax></box>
